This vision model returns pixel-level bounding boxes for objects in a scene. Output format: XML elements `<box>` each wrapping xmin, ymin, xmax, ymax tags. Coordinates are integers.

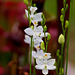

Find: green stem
<box><xmin>61</xmin><ymin>44</ymin><xmax>64</xmax><ymax>75</ymax></box>
<box><xmin>33</xmin><ymin>41</ymin><xmax>35</xmax><ymax>75</ymax></box>
<box><xmin>30</xmin><ymin>0</ymin><xmax>32</xmax><ymax>6</ymax></box>
<box><xmin>44</xmin><ymin>31</ymin><xmax>48</xmax><ymax>52</ymax></box>
<box><xmin>60</xmin><ymin>0</ymin><xmax>67</xmax><ymax>75</ymax></box>
<box><xmin>30</xmin><ymin>36</ymin><xmax>33</xmax><ymax>75</ymax></box>
<box><xmin>33</xmin><ymin>58</ymin><xmax>36</xmax><ymax>75</ymax></box>
<box><xmin>65</xmin><ymin>1</ymin><xmax>72</xmax><ymax>75</ymax></box>
<box><xmin>56</xmin><ymin>57</ymin><xmax>60</xmax><ymax>75</ymax></box>
<box><xmin>44</xmin><ymin>31</ymin><xmax>46</xmax><ymax>43</ymax></box>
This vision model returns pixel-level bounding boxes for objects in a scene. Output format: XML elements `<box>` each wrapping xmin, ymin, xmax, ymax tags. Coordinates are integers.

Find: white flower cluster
<box><xmin>24</xmin><ymin>6</ymin><xmax>56</xmax><ymax>75</ymax></box>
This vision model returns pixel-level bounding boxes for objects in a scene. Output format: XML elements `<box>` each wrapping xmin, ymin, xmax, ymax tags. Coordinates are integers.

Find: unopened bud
<box><xmin>62</xmin><ymin>68</ymin><xmax>64</xmax><ymax>74</ymax></box>
<box><xmin>64</xmin><ymin>0</ymin><xmax>66</xmax><ymax>3</ymax></box>
<box><xmin>30</xmin><ymin>26</ymin><xmax>34</xmax><ymax>29</ymax></box>
<box><xmin>47</xmin><ymin>33</ymin><xmax>51</xmax><ymax>41</ymax></box>
<box><xmin>65</xmin><ymin>20</ymin><xmax>69</xmax><ymax>28</ymax></box>
<box><xmin>41</xmin><ymin>42</ymin><xmax>45</xmax><ymax>50</ymax></box>
<box><xmin>60</xmin><ymin>15</ymin><xmax>64</xmax><ymax>22</ymax></box>
<box><xmin>41</xmin><ymin>14</ymin><xmax>44</xmax><ymax>19</ymax></box>
<box><xmin>59</xmin><ymin>55</ymin><xmax>61</xmax><ymax>59</ymax></box>
<box><xmin>56</xmin><ymin>49</ymin><xmax>60</xmax><ymax>56</ymax></box>
<box><xmin>58</xmin><ymin>34</ymin><xmax>65</xmax><ymax>44</ymax></box>
<box><xmin>41</xmin><ymin>21</ymin><xmax>43</xmax><ymax>26</ymax></box>
<box><xmin>61</xmin><ymin>8</ymin><xmax>64</xmax><ymax>14</ymax></box>
<box><xmin>41</xmin><ymin>14</ymin><xmax>46</xmax><ymax>25</ymax></box>
<box><xmin>44</xmin><ymin>25</ymin><xmax>47</xmax><ymax>32</ymax></box>
<box><xmin>24</xmin><ymin>0</ymin><xmax>28</xmax><ymax>5</ymax></box>
<box><xmin>66</xmin><ymin>4</ymin><xmax>68</xmax><ymax>11</ymax></box>
<box><xmin>33</xmin><ymin>3</ymin><xmax>36</xmax><ymax>7</ymax></box>
<box><xmin>59</xmin><ymin>68</ymin><xmax>64</xmax><ymax>75</ymax></box>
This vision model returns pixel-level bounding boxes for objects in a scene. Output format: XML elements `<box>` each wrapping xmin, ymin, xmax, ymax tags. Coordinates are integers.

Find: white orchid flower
<box><xmin>24</xmin><ymin>26</ymin><xmax>44</xmax><ymax>38</ymax></box>
<box><xmin>32</xmin><ymin>50</ymin><xmax>45</xmax><ymax>59</ymax></box>
<box><xmin>30</xmin><ymin>12</ymin><xmax>43</xmax><ymax>23</ymax></box>
<box><xmin>30</xmin><ymin>6</ymin><xmax>38</xmax><ymax>15</ymax></box>
<box><xmin>32</xmin><ymin>21</ymin><xmax>38</xmax><ymax>26</ymax></box>
<box><xmin>25</xmin><ymin>9</ymin><xmax>42</xmax><ymax>25</ymax></box>
<box><xmin>24</xmin><ymin>35</ymin><xmax>31</xmax><ymax>44</ymax></box>
<box><xmin>43</xmin><ymin>53</ymin><xmax>52</xmax><ymax>60</ymax></box>
<box><xmin>35</xmin><ymin>59</ymin><xmax>56</xmax><ymax>75</ymax></box>
<box><xmin>34</xmin><ymin>43</ymin><xmax>40</xmax><ymax>50</ymax></box>
<box><xmin>24</xmin><ymin>35</ymin><xmax>43</xmax><ymax>49</ymax></box>
<box><xmin>32</xmin><ymin>49</ymin><xmax>51</xmax><ymax>59</ymax></box>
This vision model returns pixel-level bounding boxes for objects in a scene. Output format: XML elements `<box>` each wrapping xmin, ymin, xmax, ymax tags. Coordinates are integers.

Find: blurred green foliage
<box><xmin>44</xmin><ymin>0</ymin><xmax>57</xmax><ymax>15</ymax></box>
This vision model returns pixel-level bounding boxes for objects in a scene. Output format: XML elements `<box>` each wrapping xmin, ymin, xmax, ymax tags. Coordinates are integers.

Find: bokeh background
<box><xmin>0</xmin><ymin>0</ymin><xmax>75</xmax><ymax>75</ymax></box>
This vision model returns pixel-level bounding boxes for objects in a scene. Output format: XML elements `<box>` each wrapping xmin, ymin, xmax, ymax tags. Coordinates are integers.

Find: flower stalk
<box><xmin>58</xmin><ymin>0</ymin><xmax>70</xmax><ymax>75</ymax></box>
<box><xmin>30</xmin><ymin>36</ymin><xmax>33</xmax><ymax>75</ymax></box>
<box><xmin>65</xmin><ymin>1</ymin><xmax>72</xmax><ymax>75</ymax></box>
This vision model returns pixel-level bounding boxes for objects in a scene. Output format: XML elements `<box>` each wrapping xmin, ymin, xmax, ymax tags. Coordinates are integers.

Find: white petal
<box><xmin>47</xmin><ymin>55</ymin><xmax>51</xmax><ymax>59</ymax></box>
<box><xmin>40</xmin><ymin>32</ymin><xmax>48</xmax><ymax>37</ymax></box>
<box><xmin>32</xmin><ymin>51</ymin><xmax>37</xmax><ymax>58</ymax></box>
<box><xmin>42</xmin><ymin>69</ymin><xmax>48</xmax><ymax>75</ymax></box>
<box><xmin>36</xmin><ymin>26</ymin><xmax>43</xmax><ymax>33</ymax></box>
<box><xmin>30</xmin><ymin>6</ymin><xmax>37</xmax><ymax>14</ymax></box>
<box><xmin>44</xmin><ymin>53</ymin><xmax>51</xmax><ymax>59</ymax></box>
<box><xmin>34</xmin><ymin>44</ymin><xmax>40</xmax><ymax>49</ymax></box>
<box><xmin>36</xmin><ymin>59</ymin><xmax>43</xmax><ymax>65</ymax></box>
<box><xmin>47</xmin><ymin>65</ymin><xmax>56</xmax><ymax>70</ymax></box>
<box><xmin>24</xmin><ymin>35</ymin><xmax>31</xmax><ymax>44</ymax></box>
<box><xmin>25</xmin><ymin>9</ymin><xmax>28</xmax><ymax>17</ymax></box>
<box><xmin>38</xmin><ymin>50</ymin><xmax>45</xmax><ymax>56</ymax></box>
<box><xmin>35</xmin><ymin>65</ymin><xmax>44</xmax><ymax>70</ymax></box>
<box><xmin>31</xmin><ymin>13</ymin><xmax>43</xmax><ymax>22</ymax></box>
<box><xmin>32</xmin><ymin>21</ymin><xmax>38</xmax><ymax>26</ymax></box>
<box><xmin>34</xmin><ymin>39</ymin><xmax>40</xmax><ymax>45</ymax></box>
<box><xmin>34</xmin><ymin>13</ymin><xmax>42</xmax><ymax>19</ymax></box>
<box><xmin>47</xmin><ymin>59</ymin><xmax>55</xmax><ymax>65</ymax></box>
<box><xmin>36</xmin><ymin>37</ymin><xmax>43</xmax><ymax>43</ymax></box>
<box><xmin>24</xmin><ymin>28</ymin><xmax>34</xmax><ymax>36</ymax></box>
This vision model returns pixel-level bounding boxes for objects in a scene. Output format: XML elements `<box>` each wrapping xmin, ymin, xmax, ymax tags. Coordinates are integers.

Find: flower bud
<box><xmin>41</xmin><ymin>14</ymin><xmax>45</xmax><ymax>25</ymax></box>
<box><xmin>59</xmin><ymin>68</ymin><xmax>64</xmax><ymax>75</ymax></box>
<box><xmin>66</xmin><ymin>4</ymin><xmax>68</xmax><ymax>11</ymax></box>
<box><xmin>61</xmin><ymin>8</ymin><xmax>64</xmax><ymax>14</ymax></box>
<box><xmin>60</xmin><ymin>15</ymin><xmax>64</xmax><ymax>22</ymax></box>
<box><xmin>41</xmin><ymin>14</ymin><xmax>44</xmax><ymax>19</ymax></box>
<box><xmin>30</xmin><ymin>26</ymin><xmax>34</xmax><ymax>29</ymax></box>
<box><xmin>24</xmin><ymin>0</ymin><xmax>28</xmax><ymax>5</ymax></box>
<box><xmin>59</xmin><ymin>55</ymin><xmax>61</xmax><ymax>60</ymax></box>
<box><xmin>58</xmin><ymin>34</ymin><xmax>65</xmax><ymax>44</ymax></box>
<box><xmin>62</xmin><ymin>68</ymin><xmax>64</xmax><ymax>74</ymax></box>
<box><xmin>33</xmin><ymin>3</ymin><xmax>36</xmax><ymax>7</ymax></box>
<box><xmin>44</xmin><ymin>25</ymin><xmax>47</xmax><ymax>32</ymax></box>
<box><xmin>43</xmin><ymin>18</ymin><xmax>46</xmax><ymax>25</ymax></box>
<box><xmin>65</xmin><ymin>20</ymin><xmax>69</xmax><ymax>28</ymax></box>
<box><xmin>41</xmin><ymin>21</ymin><xmax>43</xmax><ymax>25</ymax></box>
<box><xmin>47</xmin><ymin>33</ymin><xmax>51</xmax><ymax>41</ymax></box>
<box><xmin>56</xmin><ymin>49</ymin><xmax>60</xmax><ymax>56</ymax></box>
<box><xmin>41</xmin><ymin>42</ymin><xmax>45</xmax><ymax>50</ymax></box>
<box><xmin>64</xmin><ymin>0</ymin><xmax>66</xmax><ymax>3</ymax></box>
